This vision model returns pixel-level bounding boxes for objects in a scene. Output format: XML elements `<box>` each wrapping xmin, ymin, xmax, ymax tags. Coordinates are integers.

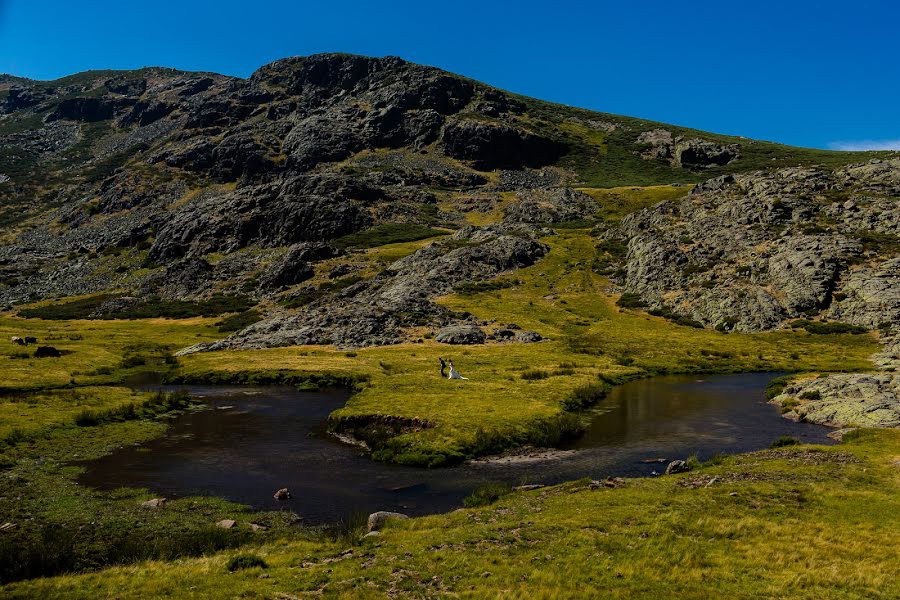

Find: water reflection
<box><xmin>76</xmin><ymin>373</ymin><xmax>833</xmax><ymax>523</ymax></box>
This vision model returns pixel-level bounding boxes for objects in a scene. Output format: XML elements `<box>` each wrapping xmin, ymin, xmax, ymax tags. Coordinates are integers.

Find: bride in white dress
<box><xmin>447</xmin><ymin>359</ymin><xmax>468</xmax><ymax>380</ymax></box>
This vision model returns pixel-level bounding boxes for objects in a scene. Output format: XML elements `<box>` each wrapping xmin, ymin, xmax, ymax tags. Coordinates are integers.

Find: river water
<box><xmin>76</xmin><ymin>372</ymin><xmax>832</xmax><ymax>523</ymax></box>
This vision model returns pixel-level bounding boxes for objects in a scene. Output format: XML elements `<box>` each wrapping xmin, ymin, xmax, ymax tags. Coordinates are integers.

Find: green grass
<box><xmin>332</xmin><ymin>223</ymin><xmax>448</xmax><ymax>249</ymax></box>
<box><xmin>5</xmin><ymin>429</ymin><xmax>900</xmax><ymax>598</ymax></box>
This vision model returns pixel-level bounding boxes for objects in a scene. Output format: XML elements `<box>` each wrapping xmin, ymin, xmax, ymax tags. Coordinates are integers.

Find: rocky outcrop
<box><xmin>503</xmin><ymin>187</ymin><xmax>598</xmax><ymax>223</ymax></box>
<box><xmin>611</xmin><ymin>160</ymin><xmax>900</xmax><ymax>332</ymax></box>
<box><xmin>179</xmin><ymin>226</ymin><xmax>548</xmax><ymax>351</ymax></box>
<box><xmin>636</xmin><ymin>129</ymin><xmax>740</xmax><ymax>169</ymax></box>
<box><xmin>673</xmin><ymin>138</ymin><xmax>740</xmax><ymax>169</ymax></box>
<box><xmin>772</xmin><ymin>337</ymin><xmax>900</xmax><ymax>428</ymax></box>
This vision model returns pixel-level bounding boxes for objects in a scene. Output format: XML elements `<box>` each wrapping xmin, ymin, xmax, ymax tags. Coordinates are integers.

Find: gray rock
<box><xmin>665</xmin><ymin>460</ymin><xmax>690</xmax><ymax>475</ymax></box>
<box><xmin>673</xmin><ymin>138</ymin><xmax>740</xmax><ymax>169</ymax></box>
<box><xmin>513</xmin><ymin>330</ymin><xmax>542</xmax><ymax>343</ymax></box>
<box><xmin>435</xmin><ymin>324</ymin><xmax>486</xmax><ymax>345</ymax></box>
<box><xmin>367</xmin><ymin>511</ymin><xmax>409</xmax><ymax>532</ymax></box>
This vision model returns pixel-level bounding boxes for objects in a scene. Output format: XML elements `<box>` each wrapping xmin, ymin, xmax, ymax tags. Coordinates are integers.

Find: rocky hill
<box><xmin>0</xmin><ymin>53</ymin><xmax>896</xmax><ymax>353</ymax></box>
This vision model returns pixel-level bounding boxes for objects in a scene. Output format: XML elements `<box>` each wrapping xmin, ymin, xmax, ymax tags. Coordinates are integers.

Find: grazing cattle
<box><xmin>34</xmin><ymin>346</ymin><xmax>62</xmax><ymax>358</ymax></box>
<box><xmin>10</xmin><ymin>336</ymin><xmax>24</xmax><ymax>346</ymax></box>
<box><xmin>24</xmin><ymin>336</ymin><xmax>37</xmax><ymax>345</ymax></box>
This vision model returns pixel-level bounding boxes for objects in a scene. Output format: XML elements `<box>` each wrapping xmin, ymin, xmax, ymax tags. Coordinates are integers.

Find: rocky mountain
<box><xmin>0</xmin><ymin>52</ymin><xmax>896</xmax><ymax>351</ymax></box>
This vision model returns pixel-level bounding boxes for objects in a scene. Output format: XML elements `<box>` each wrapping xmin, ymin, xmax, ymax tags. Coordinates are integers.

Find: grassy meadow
<box><xmin>0</xmin><ymin>221</ymin><xmax>886</xmax><ymax>595</ymax></box>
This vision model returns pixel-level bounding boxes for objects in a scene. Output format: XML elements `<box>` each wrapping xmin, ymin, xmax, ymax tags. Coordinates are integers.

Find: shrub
<box><xmin>792</xmin><ymin>319</ymin><xmax>868</xmax><ymax>335</ymax></box>
<box><xmin>226</xmin><ymin>554</ymin><xmax>268</xmax><ymax>572</ymax></box>
<box><xmin>20</xmin><ymin>294</ymin><xmax>254</xmax><ymax>320</ymax></box>
<box><xmin>463</xmin><ymin>483</ymin><xmax>512</xmax><ymax>508</ymax></box>
<box><xmin>616</xmin><ymin>292</ymin><xmax>647</xmax><ymax>309</ymax></box>
<box><xmin>765</xmin><ymin>375</ymin><xmax>793</xmax><ymax>400</ymax></box>
<box><xmin>771</xmin><ymin>435</ymin><xmax>801</xmax><ymax>448</ymax></box>
<box><xmin>799</xmin><ymin>390</ymin><xmax>822</xmax><ymax>400</ymax></box>
<box><xmin>215</xmin><ymin>309</ymin><xmax>262</xmax><ymax>333</ymax></box>
<box><xmin>521</xmin><ymin>369</ymin><xmax>549</xmax><ymax>381</ymax></box>
<box><xmin>454</xmin><ymin>279</ymin><xmax>519</xmax><ymax>295</ymax></box>
<box><xmin>119</xmin><ymin>354</ymin><xmax>147</xmax><ymax>369</ymax></box>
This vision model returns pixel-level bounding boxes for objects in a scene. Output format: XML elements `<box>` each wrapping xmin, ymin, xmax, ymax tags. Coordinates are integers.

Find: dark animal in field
<box><xmin>439</xmin><ymin>357</ymin><xmax>447</xmax><ymax>378</ymax></box>
<box><xmin>34</xmin><ymin>346</ymin><xmax>61</xmax><ymax>358</ymax></box>
<box><xmin>10</xmin><ymin>336</ymin><xmax>24</xmax><ymax>345</ymax></box>
<box><xmin>24</xmin><ymin>336</ymin><xmax>37</xmax><ymax>345</ymax></box>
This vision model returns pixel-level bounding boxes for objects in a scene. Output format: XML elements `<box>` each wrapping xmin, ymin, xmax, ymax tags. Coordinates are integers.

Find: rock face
<box><xmin>503</xmin><ymin>188</ymin><xmax>598</xmax><ymax>224</ymax></box>
<box><xmin>673</xmin><ymin>138</ymin><xmax>740</xmax><ymax>169</ymax></box>
<box><xmin>179</xmin><ymin>225</ymin><xmax>549</xmax><ymax>352</ymax></box>
<box><xmin>608</xmin><ymin>160</ymin><xmax>900</xmax><ymax>332</ymax></box>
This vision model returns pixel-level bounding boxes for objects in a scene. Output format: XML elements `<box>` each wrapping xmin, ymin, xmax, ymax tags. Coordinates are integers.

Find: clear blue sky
<box><xmin>1</xmin><ymin>0</ymin><xmax>898</xmax><ymax>150</ymax></box>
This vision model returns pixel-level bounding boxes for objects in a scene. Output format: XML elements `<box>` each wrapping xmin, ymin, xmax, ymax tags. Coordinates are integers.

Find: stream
<box><xmin>76</xmin><ymin>372</ymin><xmax>833</xmax><ymax>523</ymax></box>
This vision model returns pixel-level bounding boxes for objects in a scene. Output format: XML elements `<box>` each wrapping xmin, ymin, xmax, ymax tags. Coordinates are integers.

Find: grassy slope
<box><xmin>6</xmin><ymin>429</ymin><xmax>900</xmax><ymax>599</ymax></box>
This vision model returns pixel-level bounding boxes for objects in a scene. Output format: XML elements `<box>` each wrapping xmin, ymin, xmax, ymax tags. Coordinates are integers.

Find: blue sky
<box><xmin>1</xmin><ymin>0</ymin><xmax>898</xmax><ymax>150</ymax></box>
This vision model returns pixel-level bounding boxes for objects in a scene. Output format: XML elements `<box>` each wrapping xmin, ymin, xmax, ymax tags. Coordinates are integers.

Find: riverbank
<box><xmin>5</xmin><ymin>428</ymin><xmax>899</xmax><ymax>598</ymax></box>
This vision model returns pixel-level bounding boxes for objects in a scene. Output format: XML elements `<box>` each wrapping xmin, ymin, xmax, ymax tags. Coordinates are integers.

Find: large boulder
<box><xmin>673</xmin><ymin>138</ymin><xmax>740</xmax><ymax>169</ymax></box>
<box><xmin>367</xmin><ymin>511</ymin><xmax>409</xmax><ymax>532</ymax></box>
<box><xmin>435</xmin><ymin>324</ymin><xmax>486</xmax><ymax>345</ymax></box>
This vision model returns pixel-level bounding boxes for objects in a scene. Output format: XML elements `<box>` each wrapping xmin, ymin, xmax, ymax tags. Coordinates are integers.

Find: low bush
<box><xmin>226</xmin><ymin>554</ymin><xmax>268</xmax><ymax>572</ymax></box>
<box><xmin>215</xmin><ymin>309</ymin><xmax>262</xmax><ymax>333</ymax></box>
<box><xmin>616</xmin><ymin>293</ymin><xmax>647</xmax><ymax>309</ymax></box>
<box><xmin>792</xmin><ymin>319</ymin><xmax>868</xmax><ymax>335</ymax></box>
<box><xmin>771</xmin><ymin>435</ymin><xmax>801</xmax><ymax>448</ymax></box>
<box><xmin>521</xmin><ymin>369</ymin><xmax>549</xmax><ymax>381</ymax></box>
<box><xmin>20</xmin><ymin>294</ymin><xmax>253</xmax><ymax>320</ymax></box>
<box><xmin>463</xmin><ymin>483</ymin><xmax>512</xmax><ymax>508</ymax></box>
<box><xmin>765</xmin><ymin>375</ymin><xmax>794</xmax><ymax>400</ymax></box>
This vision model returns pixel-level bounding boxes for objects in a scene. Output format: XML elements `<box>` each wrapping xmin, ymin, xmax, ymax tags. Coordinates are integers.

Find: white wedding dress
<box><xmin>447</xmin><ymin>361</ymin><xmax>468</xmax><ymax>380</ymax></box>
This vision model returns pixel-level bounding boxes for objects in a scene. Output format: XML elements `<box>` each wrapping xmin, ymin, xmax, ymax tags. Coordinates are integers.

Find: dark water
<box><xmin>76</xmin><ymin>373</ymin><xmax>833</xmax><ymax>523</ymax></box>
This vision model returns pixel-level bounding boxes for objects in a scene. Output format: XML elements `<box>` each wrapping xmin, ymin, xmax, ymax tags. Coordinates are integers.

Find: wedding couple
<box><xmin>438</xmin><ymin>357</ymin><xmax>468</xmax><ymax>380</ymax></box>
